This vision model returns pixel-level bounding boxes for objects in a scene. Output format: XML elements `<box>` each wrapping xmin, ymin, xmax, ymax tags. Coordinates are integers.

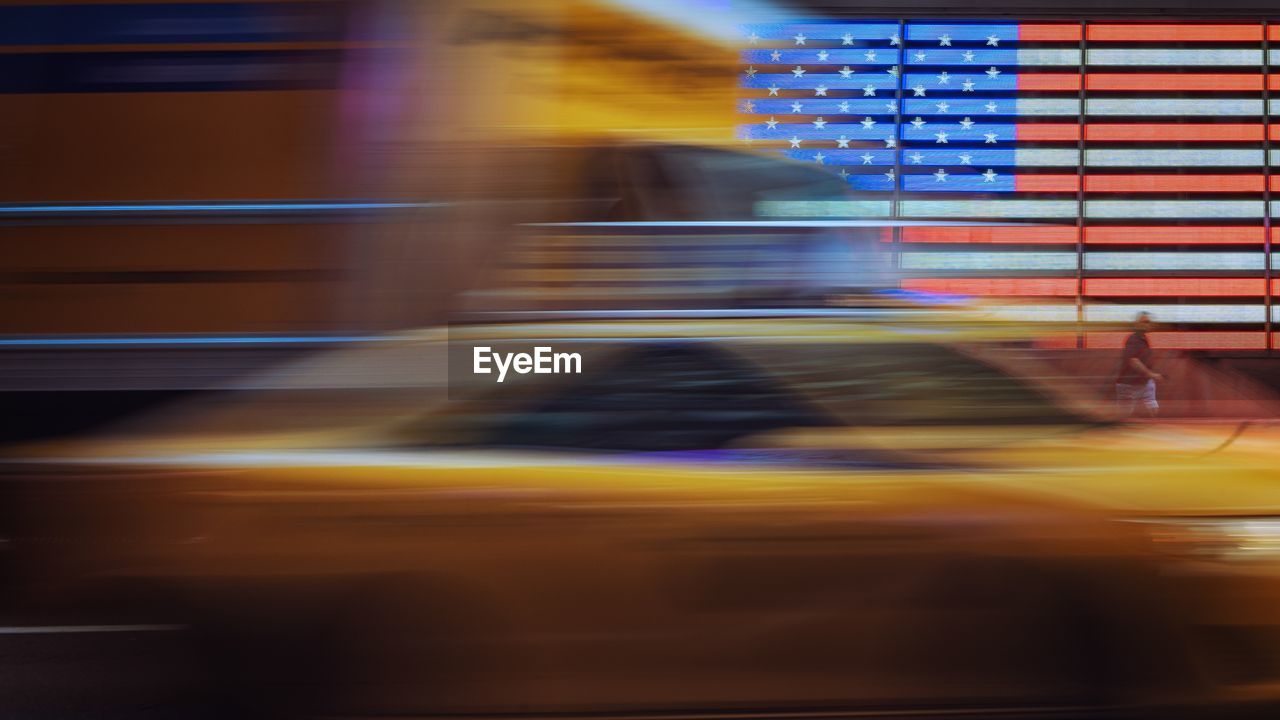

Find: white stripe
<box><xmin>901</xmin><ymin>252</ymin><xmax>1077</xmax><ymax>270</ymax></box>
<box><xmin>754</xmin><ymin>200</ymin><xmax>892</xmax><ymax>217</ymax></box>
<box><xmin>1085</xmin><ymin>200</ymin><xmax>1265</xmax><ymax>219</ymax></box>
<box><xmin>982</xmin><ymin>305</ymin><xmax>1080</xmax><ymax>322</ymax></box>
<box><xmin>1087</xmin><ymin>48</ymin><xmax>1264</xmax><ymax>66</ymax></box>
<box><xmin>1270</xmin><ymin>49</ymin><xmax>1280</xmax><ymax>66</ymax></box>
<box><xmin>1016</xmin><ymin>48</ymin><xmax>1083</xmax><ymax>65</ymax></box>
<box><xmin>1014</xmin><ymin>99</ymin><xmax>1083</xmax><ymax>116</ymax></box>
<box><xmin>0</xmin><ymin>624</ymin><xmax>186</xmax><ymax>635</ymax></box>
<box><xmin>900</xmin><ymin>200</ymin><xmax>1079</xmax><ymax>219</ymax></box>
<box><xmin>1014</xmin><ymin>148</ymin><xmax>1082</xmax><ymax>166</ymax></box>
<box><xmin>1085</xmin><ymin>252</ymin><xmax>1264</xmax><ymax>271</ymax></box>
<box><xmin>1271</xmin><ymin>150</ymin><xmax>1280</xmax><ymax>167</ymax></box>
<box><xmin>1086</xmin><ymin>148</ymin><xmax>1265</xmax><ymax>167</ymax></box>
<box><xmin>1088</xmin><ymin>305</ymin><xmax>1265</xmax><ymax>323</ymax></box>
<box><xmin>1087</xmin><ymin>98</ymin><xmax>1264</xmax><ymax>116</ymax></box>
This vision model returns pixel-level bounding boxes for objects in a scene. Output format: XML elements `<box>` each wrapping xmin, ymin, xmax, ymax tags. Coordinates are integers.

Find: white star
<box><xmin>958</xmin><ymin>152</ymin><xmax>973</xmax><ymax>164</ymax></box>
<box><xmin>742</xmin><ymin>100</ymin><xmax>756</xmax><ymax>113</ymax></box>
<box><xmin>790</xmin><ymin>101</ymin><xmax>803</xmax><ymax>113</ymax></box>
<box><xmin>792</xmin><ymin>66</ymin><xmax>806</xmax><ymax>77</ymax></box>
<box><xmin>745</xmin><ymin>66</ymin><xmax>758</xmax><ymax>78</ymax></box>
<box><xmin>838</xmin><ymin>101</ymin><xmax>851</xmax><ymax>112</ymax></box>
<box><xmin>813</xmin><ymin>152</ymin><xmax>826</xmax><ymax>164</ymax></box>
<box><xmin>861</xmin><ymin>152</ymin><xmax>874</xmax><ymax>164</ymax></box>
<box><xmin>812</xmin><ymin>116</ymin><xmax>827</xmax><ymax>129</ymax></box>
<box><xmin>838</xmin><ymin>66</ymin><xmax>854</xmax><ymax>78</ymax></box>
<box><xmin>841</xmin><ymin>33</ymin><xmax>855</xmax><ymax>46</ymax></box>
<box><xmin>765</xmin><ymin>117</ymin><xmax>779</xmax><ymax>130</ymax></box>
<box><xmin>937</xmin><ymin>71</ymin><xmax>951</xmax><ymax>85</ymax></box>
<box><xmin>935</xmin><ymin>101</ymin><xmax>950</xmax><ymax>113</ymax></box>
<box><xmin>884</xmin><ymin>137</ymin><xmax>897</xmax><ymax>148</ymax></box>
<box><xmin>959</xmin><ymin>117</ymin><xmax>975</xmax><ymax>130</ymax></box>
<box><xmin>794</xmin><ymin>33</ymin><xmax>806</xmax><ymax>45</ymax></box>
<box><xmin>889</xmin><ymin>34</ymin><xmax>902</xmax><ymax>46</ymax></box>
<box><xmin>962</xmin><ymin>50</ymin><xmax>976</xmax><ymax>63</ymax></box>
<box><xmin>768</xmin><ymin>85</ymin><xmax>780</xmax><ymax>96</ymax></box>
<box><xmin>910</xmin><ymin>116</ymin><xmax>927</xmax><ymax>129</ymax></box>
<box><xmin>914</xmin><ymin>51</ymin><xmax>927</xmax><ymax>62</ymax></box>
<box><xmin>770</xmin><ymin>50</ymin><xmax>782</xmax><ymax>62</ymax></box>
<box><xmin>838</xmin><ymin>168</ymin><xmax>850</xmax><ymax>178</ymax></box>
<box><xmin>814</xmin><ymin>85</ymin><xmax>828</xmax><ymax>96</ymax></box>
<box><xmin>863</xmin><ymin>84</ymin><xmax>877</xmax><ymax>96</ymax></box>
<box><xmin>986</xmin><ymin>34</ymin><xmax>1000</xmax><ymax>46</ymax></box>
<box><xmin>837</xmin><ymin>135</ymin><xmax>851</xmax><ymax>148</ymax></box>
<box><xmin>817</xmin><ymin>50</ymin><xmax>829</xmax><ymax>62</ymax></box>
<box><xmin>748</xmin><ymin>32</ymin><xmax>760</xmax><ymax>45</ymax></box>
<box><xmin>984</xmin><ymin>132</ymin><xmax>999</xmax><ymax>143</ymax></box>
<box><xmin>962</xmin><ymin>78</ymin><xmax>976</xmax><ymax>92</ymax></box>
<box><xmin>864</xmin><ymin>49</ymin><xmax>878</xmax><ymax>62</ymax></box>
<box><xmin>934</xmin><ymin>131</ymin><xmax>949</xmax><ymax>144</ymax></box>
<box><xmin>934</xmin><ymin>168</ymin><xmax>949</xmax><ymax>182</ymax></box>
<box><xmin>789</xmin><ymin>136</ymin><xmax>802</xmax><ymax>148</ymax></box>
<box><xmin>909</xmin><ymin>152</ymin><xmax>924</xmax><ymax>164</ymax></box>
<box><xmin>885</xmin><ymin>100</ymin><xmax>899</xmax><ymax>112</ymax></box>
<box><xmin>861</xmin><ymin>116</ymin><xmax>877</xmax><ymax>130</ymax></box>
<box><xmin>885</xmin><ymin>168</ymin><xmax>897</xmax><ymax>181</ymax></box>
<box><xmin>986</xmin><ymin>66</ymin><xmax>1002</xmax><ymax>79</ymax></box>
<box><xmin>913</xmin><ymin>85</ymin><xmax>927</xmax><ymax>96</ymax></box>
<box><xmin>985</xmin><ymin>101</ymin><xmax>998</xmax><ymax>113</ymax></box>
<box><xmin>887</xmin><ymin>66</ymin><xmax>900</xmax><ymax>77</ymax></box>
<box><xmin>939</xmin><ymin>34</ymin><xmax>952</xmax><ymax>46</ymax></box>
<box><xmin>982</xmin><ymin>168</ymin><xmax>999</xmax><ymax>182</ymax></box>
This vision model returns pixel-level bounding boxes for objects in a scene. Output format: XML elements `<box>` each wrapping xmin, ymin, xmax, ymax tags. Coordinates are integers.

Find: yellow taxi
<box><xmin>5</xmin><ymin>311</ymin><xmax>1280</xmax><ymax>719</ymax></box>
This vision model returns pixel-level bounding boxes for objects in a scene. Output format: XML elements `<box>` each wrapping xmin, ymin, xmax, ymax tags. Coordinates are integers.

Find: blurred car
<box><xmin>6</xmin><ymin>312</ymin><xmax>1280</xmax><ymax>719</ymax></box>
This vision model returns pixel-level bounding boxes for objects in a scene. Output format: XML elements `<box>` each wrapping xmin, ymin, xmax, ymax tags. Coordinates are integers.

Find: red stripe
<box><xmin>1271</xmin><ymin>124</ymin><xmax>1280</xmax><ymax>141</ymax></box>
<box><xmin>1271</xmin><ymin>25</ymin><xmax>1280</xmax><ymax>41</ymax></box>
<box><xmin>900</xmin><ymin>278</ymin><xmax>1076</xmax><ymax>296</ymax></box>
<box><xmin>1085</xmin><ymin>175</ymin><xmax>1265</xmax><ymax>193</ymax></box>
<box><xmin>1016</xmin><ymin>74</ymin><xmax>1081</xmax><ymax>91</ymax></box>
<box><xmin>1269</xmin><ymin>75</ymin><xmax>1280</xmax><ymax>91</ymax></box>
<box><xmin>1085</xmin><ymin>278</ymin><xmax>1265</xmax><ymax>297</ymax></box>
<box><xmin>1015</xmin><ymin>124</ymin><xmax>1080</xmax><ymax>141</ymax></box>
<box><xmin>1086</xmin><ymin>124</ymin><xmax>1264</xmax><ymax>142</ymax></box>
<box><xmin>1272</xmin><ymin>279</ymin><xmax>1280</xmax><ymax>295</ymax></box>
<box><xmin>1086</xmin><ymin>332</ymin><xmax>1266</xmax><ymax>350</ymax></box>
<box><xmin>1271</xmin><ymin>177</ymin><xmax>1280</xmax><ymax>192</ymax></box>
<box><xmin>1014</xmin><ymin>175</ymin><xmax>1080</xmax><ymax>192</ymax></box>
<box><xmin>1085</xmin><ymin>227</ymin><xmax>1265</xmax><ymax>245</ymax></box>
<box><xmin>1087</xmin><ymin>73</ymin><xmax>1262</xmax><ymax>92</ymax></box>
<box><xmin>1035</xmin><ymin>335</ymin><xmax>1080</xmax><ymax>350</ymax></box>
<box><xmin>1020</xmin><ymin>24</ymin><xmax>1083</xmax><ymax>42</ymax></box>
<box><xmin>1086</xmin><ymin>24</ymin><xmax>1263</xmax><ymax>42</ymax></box>
<box><xmin>901</xmin><ymin>227</ymin><xmax>1079</xmax><ymax>244</ymax></box>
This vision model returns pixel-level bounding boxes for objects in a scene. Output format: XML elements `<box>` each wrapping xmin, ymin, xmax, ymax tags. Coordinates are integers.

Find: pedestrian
<box><xmin>1115</xmin><ymin>311</ymin><xmax>1163</xmax><ymax>418</ymax></box>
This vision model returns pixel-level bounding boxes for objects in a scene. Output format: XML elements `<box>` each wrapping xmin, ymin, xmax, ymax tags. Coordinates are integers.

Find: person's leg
<box><xmin>1140</xmin><ymin>379</ymin><xmax>1159</xmax><ymax>418</ymax></box>
<box><xmin>1116</xmin><ymin>383</ymin><xmax>1136</xmax><ymax>417</ymax></box>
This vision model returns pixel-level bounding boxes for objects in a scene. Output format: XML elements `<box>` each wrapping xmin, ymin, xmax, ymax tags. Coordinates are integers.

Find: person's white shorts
<box><xmin>1116</xmin><ymin>380</ymin><xmax>1158</xmax><ymax>415</ymax></box>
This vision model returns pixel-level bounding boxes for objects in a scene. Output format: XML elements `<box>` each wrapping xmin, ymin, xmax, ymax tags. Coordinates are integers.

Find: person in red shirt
<box><xmin>1115</xmin><ymin>311</ymin><xmax>1163</xmax><ymax>418</ymax></box>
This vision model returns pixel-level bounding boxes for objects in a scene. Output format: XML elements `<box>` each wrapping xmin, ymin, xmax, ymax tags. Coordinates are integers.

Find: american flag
<box><xmin>739</xmin><ymin>20</ymin><xmax>1279</xmax><ymax>350</ymax></box>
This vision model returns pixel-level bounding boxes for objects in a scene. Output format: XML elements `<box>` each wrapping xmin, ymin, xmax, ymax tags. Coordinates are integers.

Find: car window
<box><xmin>402</xmin><ymin>341</ymin><xmax>1079</xmax><ymax>452</ymax></box>
<box><xmin>736</xmin><ymin>343</ymin><xmax>1077</xmax><ymax>427</ymax></box>
<box><xmin>659</xmin><ymin>148</ymin><xmax>851</xmax><ymax>219</ymax></box>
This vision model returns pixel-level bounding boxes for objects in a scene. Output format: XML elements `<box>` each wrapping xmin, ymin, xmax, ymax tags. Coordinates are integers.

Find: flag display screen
<box><xmin>739</xmin><ymin>20</ymin><xmax>1280</xmax><ymax>350</ymax></box>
